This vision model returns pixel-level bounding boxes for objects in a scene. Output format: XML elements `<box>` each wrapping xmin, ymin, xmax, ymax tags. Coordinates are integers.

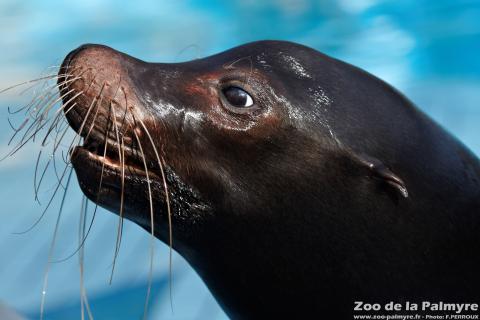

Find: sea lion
<box><xmin>57</xmin><ymin>40</ymin><xmax>480</xmax><ymax>319</ymax></box>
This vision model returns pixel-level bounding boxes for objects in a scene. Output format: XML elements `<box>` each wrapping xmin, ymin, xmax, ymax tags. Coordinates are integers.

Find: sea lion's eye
<box><xmin>222</xmin><ymin>86</ymin><xmax>254</xmax><ymax>108</ymax></box>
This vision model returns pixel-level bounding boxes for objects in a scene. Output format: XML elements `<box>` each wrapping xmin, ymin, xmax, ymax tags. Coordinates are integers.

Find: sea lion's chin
<box><xmin>69</xmin><ymin>144</ymin><xmax>162</xmax><ymax>223</ymax></box>
<box><xmin>69</xmin><ymin>138</ymin><xmax>212</xmax><ymax>237</ymax></box>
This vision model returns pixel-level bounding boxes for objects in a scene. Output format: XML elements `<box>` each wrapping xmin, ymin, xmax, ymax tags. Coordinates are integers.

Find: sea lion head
<box><xmin>59</xmin><ymin>41</ymin><xmax>349</xmax><ymax>240</ymax></box>
<box><xmin>58</xmin><ymin>40</ymin><xmax>410</xmax><ymax>317</ymax></box>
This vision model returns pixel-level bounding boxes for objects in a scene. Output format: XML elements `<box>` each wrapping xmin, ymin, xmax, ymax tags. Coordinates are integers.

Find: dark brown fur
<box><xmin>59</xmin><ymin>41</ymin><xmax>480</xmax><ymax>319</ymax></box>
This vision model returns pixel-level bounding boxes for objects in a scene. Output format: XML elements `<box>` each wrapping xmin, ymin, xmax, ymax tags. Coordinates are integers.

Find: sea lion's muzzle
<box><xmin>56</xmin><ymin>43</ymin><xmax>211</xmax><ymax>233</ymax></box>
<box><xmin>58</xmin><ymin>44</ymin><xmax>145</xmax><ymax>138</ymax></box>
<box><xmin>57</xmin><ymin>44</ymin><xmax>166</xmax><ymax>216</ymax></box>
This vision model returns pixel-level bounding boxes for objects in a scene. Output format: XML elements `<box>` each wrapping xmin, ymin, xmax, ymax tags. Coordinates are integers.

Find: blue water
<box><xmin>0</xmin><ymin>1</ymin><xmax>478</xmax><ymax>319</ymax></box>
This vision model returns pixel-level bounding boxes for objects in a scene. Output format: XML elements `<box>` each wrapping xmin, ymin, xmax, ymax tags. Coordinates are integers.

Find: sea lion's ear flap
<box><xmin>355</xmin><ymin>154</ymin><xmax>408</xmax><ymax>198</ymax></box>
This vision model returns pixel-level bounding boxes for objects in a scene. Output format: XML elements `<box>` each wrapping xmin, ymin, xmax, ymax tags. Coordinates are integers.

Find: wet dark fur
<box><xmin>58</xmin><ymin>41</ymin><xmax>480</xmax><ymax>319</ymax></box>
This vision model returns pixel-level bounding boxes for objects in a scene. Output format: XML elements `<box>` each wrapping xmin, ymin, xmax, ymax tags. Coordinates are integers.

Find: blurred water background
<box><xmin>0</xmin><ymin>0</ymin><xmax>478</xmax><ymax>319</ymax></box>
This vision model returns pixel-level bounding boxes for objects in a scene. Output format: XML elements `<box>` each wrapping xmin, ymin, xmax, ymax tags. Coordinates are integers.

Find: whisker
<box><xmin>34</xmin><ymin>91</ymin><xmax>85</xmax><ymax>194</ymax></box>
<box><xmin>38</xmin><ymin>88</ymin><xmax>79</xmax><ymax>146</ymax></box>
<box><xmin>7</xmin><ymin>117</ymin><xmax>29</xmax><ymax>132</ymax></box>
<box><xmin>16</xmin><ymin>69</ymin><xmax>62</xmax><ymax>96</ymax></box>
<box><xmin>31</xmin><ymin>78</ymin><xmax>85</xmax><ymax>201</ymax></box>
<box><xmin>119</xmin><ymin>87</ymin><xmax>129</xmax><ymax>132</ymax></box>
<box><xmin>83</xmin><ymin>92</ymin><xmax>104</xmax><ymax>142</ymax></box>
<box><xmin>67</xmin><ymin>82</ymin><xmax>102</xmax><ymax>143</ymax></box>
<box><xmin>43</xmin><ymin>74</ymin><xmax>100</xmax><ymax>182</ymax></box>
<box><xmin>131</xmin><ymin>120</ymin><xmax>156</xmax><ymax>320</ymax></box>
<box><xmin>0</xmin><ymin>119</ymin><xmax>50</xmax><ymax>161</ymax></box>
<box><xmin>7</xmin><ymin>88</ymin><xmax>55</xmax><ymax>116</ymax></box>
<box><xmin>51</xmin><ymin>145</ymin><xmax>67</xmax><ymax>191</ymax></box>
<box><xmin>0</xmin><ymin>74</ymin><xmax>59</xmax><ymax>94</ymax></box>
<box><xmin>52</xmin><ymin>105</ymin><xmax>112</xmax><ymax>264</ymax></box>
<box><xmin>109</xmin><ymin>132</ymin><xmax>125</xmax><ymax>285</ymax></box>
<box><xmin>11</xmin><ymin>89</ymin><xmax>59</xmax><ymax>142</ymax></box>
<box><xmin>175</xmin><ymin>43</ymin><xmax>201</xmax><ymax>61</ymax></box>
<box><xmin>1</xmin><ymin>89</ymin><xmax>82</xmax><ymax>162</ymax></box>
<box><xmin>7</xmin><ymin>74</ymin><xmax>79</xmax><ymax>116</ymax></box>
<box><xmin>15</xmin><ymin>72</ymin><xmax>98</xmax><ymax>233</ymax></box>
<box><xmin>134</xmin><ymin>113</ymin><xmax>174</xmax><ymax>309</ymax></box>
<box><xmin>13</xmin><ymin>159</ymin><xmax>72</xmax><ymax>235</ymax></box>
<box><xmin>39</xmin><ymin>166</ymin><xmax>74</xmax><ymax>320</ymax></box>
<box><xmin>35</xmin><ymin>119</ymin><xmax>74</xmax><ymax>195</ymax></box>
<box><xmin>6</xmin><ymin>118</ymin><xmax>29</xmax><ymax>145</ymax></box>
<box><xmin>38</xmin><ymin>82</ymin><xmax>79</xmax><ymax>117</ymax></box>
<box><xmin>79</xmin><ymin>197</ymin><xmax>86</xmax><ymax>320</ymax></box>
<box><xmin>0</xmin><ymin>66</ymin><xmax>82</xmax><ymax>97</ymax></box>
<box><xmin>35</xmin><ymin>80</ymin><xmax>101</xmax><ymax>198</ymax></box>
<box><xmin>33</xmin><ymin>150</ymin><xmax>45</xmax><ymax>203</ymax></box>
<box><xmin>54</xmin><ymin>117</ymin><xmax>69</xmax><ymax>135</ymax></box>
<box><xmin>108</xmin><ymin>77</ymin><xmax>125</xmax><ymax>285</ymax></box>
<box><xmin>78</xmin><ymin>196</ymin><xmax>94</xmax><ymax>320</ymax></box>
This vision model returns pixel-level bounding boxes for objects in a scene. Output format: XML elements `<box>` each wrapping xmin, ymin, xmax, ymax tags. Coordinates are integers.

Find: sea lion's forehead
<box><xmin>187</xmin><ymin>40</ymin><xmax>315</xmax><ymax>74</ymax></box>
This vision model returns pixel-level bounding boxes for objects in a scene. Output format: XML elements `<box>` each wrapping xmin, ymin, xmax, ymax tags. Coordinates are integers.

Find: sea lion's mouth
<box><xmin>66</xmin><ymin>108</ymin><xmax>157</xmax><ymax>193</ymax></box>
<box><xmin>71</xmin><ymin>138</ymin><xmax>157</xmax><ymax>182</ymax></box>
<box><xmin>69</xmin><ymin>131</ymin><xmax>162</xmax><ymax>215</ymax></box>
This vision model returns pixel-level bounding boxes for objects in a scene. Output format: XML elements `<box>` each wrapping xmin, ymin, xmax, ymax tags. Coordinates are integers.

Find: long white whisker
<box><xmin>132</xmin><ymin>124</ymin><xmax>155</xmax><ymax>320</ymax></box>
<box><xmin>39</xmin><ymin>167</ymin><xmax>74</xmax><ymax>320</ymax></box>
